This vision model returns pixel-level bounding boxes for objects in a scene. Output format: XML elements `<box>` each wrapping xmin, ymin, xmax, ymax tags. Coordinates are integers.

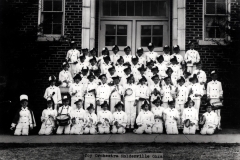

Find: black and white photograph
<box><xmin>0</xmin><ymin>0</ymin><xmax>240</xmax><ymax>159</ymax></box>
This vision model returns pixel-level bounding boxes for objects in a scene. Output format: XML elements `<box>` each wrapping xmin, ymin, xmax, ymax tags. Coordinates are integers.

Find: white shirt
<box><xmin>115</xmin><ymin>65</ymin><xmax>125</xmax><ymax>77</ymax></box>
<box><xmin>189</xmin><ymin>83</ymin><xmax>204</xmax><ymax>100</ymax></box>
<box><xmin>146</xmin><ymin>51</ymin><xmax>158</xmax><ymax>62</ymax></box>
<box><xmin>136</xmin><ymin>84</ymin><xmax>150</xmax><ymax>99</ymax></box>
<box><xmin>58</xmin><ymin>105</ymin><xmax>72</xmax><ymax>115</ymax></box>
<box><xmin>66</xmin><ymin>49</ymin><xmax>80</xmax><ymax>63</ymax></box>
<box><xmin>71</xmin><ymin>108</ymin><xmax>86</xmax><ymax>125</ymax></box>
<box><xmin>192</xmin><ymin>70</ymin><xmax>207</xmax><ymax>83</ymax></box>
<box><xmin>112</xmin><ymin>111</ymin><xmax>127</xmax><ymax>127</ymax></box>
<box><xmin>41</xmin><ymin>108</ymin><xmax>57</xmax><ymax>126</ymax></box>
<box><xmin>96</xmin><ymin>83</ymin><xmax>111</xmax><ymax>102</ymax></box>
<box><xmin>85</xmin><ymin>81</ymin><xmax>98</xmax><ymax>98</ymax></box>
<box><xmin>18</xmin><ymin>107</ymin><xmax>33</xmax><ymax>126</ymax></box>
<box><xmin>163</xmin><ymin>54</ymin><xmax>171</xmax><ymax>66</ymax></box>
<box><xmin>110</xmin><ymin>85</ymin><xmax>124</xmax><ymax>99</ymax></box>
<box><xmin>123</xmin><ymin>55</ymin><xmax>132</xmax><ymax>64</ymax></box>
<box><xmin>161</xmin><ymin>85</ymin><xmax>174</xmax><ymax>102</ymax></box>
<box><xmin>44</xmin><ymin>86</ymin><xmax>62</xmax><ymax>104</ymax></box>
<box><xmin>175</xmin><ymin>85</ymin><xmax>188</xmax><ymax>104</ymax></box>
<box><xmin>86</xmin><ymin>112</ymin><xmax>98</xmax><ymax>127</ymax></box>
<box><xmin>123</xmin><ymin>83</ymin><xmax>139</xmax><ymax>101</ymax></box>
<box><xmin>207</xmin><ymin>80</ymin><xmax>223</xmax><ymax>99</ymax></box>
<box><xmin>155</xmin><ymin>63</ymin><xmax>168</xmax><ymax>78</ymax></box>
<box><xmin>136</xmin><ymin>110</ymin><xmax>154</xmax><ymax>126</ymax></box>
<box><xmin>110</xmin><ymin>54</ymin><xmax>121</xmax><ymax>65</ymax></box>
<box><xmin>69</xmin><ymin>82</ymin><xmax>84</xmax><ymax>100</ymax></box>
<box><xmin>182</xmin><ymin>107</ymin><xmax>198</xmax><ymax>124</ymax></box>
<box><xmin>203</xmin><ymin>111</ymin><xmax>218</xmax><ymax>128</ymax></box>
<box><xmin>163</xmin><ymin>108</ymin><xmax>179</xmax><ymax>122</ymax></box>
<box><xmin>101</xmin><ymin>62</ymin><xmax>112</xmax><ymax>74</ymax></box>
<box><xmin>185</xmin><ymin>49</ymin><xmax>200</xmax><ymax>66</ymax></box>
<box><xmin>59</xmin><ymin>70</ymin><xmax>73</xmax><ymax>83</ymax></box>
<box><xmin>97</xmin><ymin>110</ymin><xmax>113</xmax><ymax>127</ymax></box>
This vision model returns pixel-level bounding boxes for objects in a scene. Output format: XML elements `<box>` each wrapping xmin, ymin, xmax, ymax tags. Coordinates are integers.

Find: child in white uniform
<box><xmin>112</xmin><ymin>102</ymin><xmax>128</xmax><ymax>134</ymax></box>
<box><xmin>146</xmin><ymin>43</ymin><xmax>158</xmax><ymax>62</ymax></box>
<box><xmin>162</xmin><ymin>45</ymin><xmax>171</xmax><ymax>66</ymax></box>
<box><xmin>69</xmin><ymin>74</ymin><xmax>84</xmax><ymax>109</ymax></box>
<box><xmin>110</xmin><ymin>45</ymin><xmax>121</xmax><ymax>65</ymax></box>
<box><xmin>151</xmin><ymin>97</ymin><xmax>165</xmax><ymax>134</ymax></box>
<box><xmin>149</xmin><ymin>75</ymin><xmax>161</xmax><ymax>108</ymax></box>
<box><xmin>84</xmin><ymin>104</ymin><xmax>98</xmax><ymax>134</ymax></box>
<box><xmin>66</xmin><ymin>41</ymin><xmax>80</xmax><ymax>76</ymax></box>
<box><xmin>136</xmin><ymin>47</ymin><xmax>146</xmax><ymax>66</ymax></box>
<box><xmin>134</xmin><ymin>100</ymin><xmax>154</xmax><ymax>134</ymax></box>
<box><xmin>161</xmin><ymin>76</ymin><xmax>175</xmax><ymax>109</ymax></box>
<box><xmin>59</xmin><ymin>62</ymin><xmax>73</xmax><ymax>87</ymax></box>
<box><xmin>123</xmin><ymin>46</ymin><xmax>132</xmax><ymax>64</ymax></box>
<box><xmin>185</xmin><ymin>42</ymin><xmax>200</xmax><ymax>74</ymax></box>
<box><xmin>39</xmin><ymin>98</ymin><xmax>57</xmax><ymax>135</ymax></box>
<box><xmin>11</xmin><ymin>95</ymin><xmax>36</xmax><ymax>135</ymax></box>
<box><xmin>97</xmin><ymin>101</ymin><xmax>113</xmax><ymax>134</ymax></box>
<box><xmin>156</xmin><ymin>55</ymin><xmax>168</xmax><ymax>79</ymax></box>
<box><xmin>115</xmin><ymin>56</ymin><xmax>125</xmax><ymax>77</ymax></box>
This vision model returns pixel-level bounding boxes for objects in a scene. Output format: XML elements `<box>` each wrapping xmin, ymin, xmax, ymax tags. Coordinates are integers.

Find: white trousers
<box><xmin>98</xmin><ymin>126</ymin><xmax>110</xmax><ymax>134</ymax></box>
<box><xmin>137</xmin><ymin>100</ymin><xmax>144</xmax><ymax>115</ymax></box>
<box><xmin>84</xmin><ymin>97</ymin><xmax>96</xmax><ymax>110</ymax></box>
<box><xmin>110</xmin><ymin>98</ymin><xmax>121</xmax><ymax>113</ymax></box>
<box><xmin>84</xmin><ymin>127</ymin><xmax>97</xmax><ymax>134</ymax></box>
<box><xmin>175</xmin><ymin>103</ymin><xmax>185</xmax><ymax>128</ymax></box>
<box><xmin>134</xmin><ymin>124</ymin><xmax>152</xmax><ymax>134</ymax></box>
<box><xmin>111</xmin><ymin>126</ymin><xmax>125</xmax><ymax>134</ymax></box>
<box><xmin>193</xmin><ymin>99</ymin><xmax>200</xmax><ymax>129</ymax></box>
<box><xmin>125</xmin><ymin>100</ymin><xmax>136</xmax><ymax>127</ymax></box>
<box><xmin>187</xmin><ymin>66</ymin><xmax>197</xmax><ymax>74</ymax></box>
<box><xmin>152</xmin><ymin>123</ymin><xmax>163</xmax><ymax>134</ymax></box>
<box><xmin>56</xmin><ymin>125</ymin><xmax>71</xmax><ymax>134</ymax></box>
<box><xmin>165</xmin><ymin>121</ymin><xmax>178</xmax><ymax>134</ymax></box>
<box><xmin>14</xmin><ymin>123</ymin><xmax>29</xmax><ymax>136</ymax></box>
<box><xmin>69</xmin><ymin>64</ymin><xmax>77</xmax><ymax>77</ymax></box>
<box><xmin>39</xmin><ymin>124</ymin><xmax>54</xmax><ymax>135</ymax></box>
<box><xmin>183</xmin><ymin>125</ymin><xmax>196</xmax><ymax>134</ymax></box>
<box><xmin>200</xmin><ymin>126</ymin><xmax>215</xmax><ymax>135</ymax></box>
<box><xmin>210</xmin><ymin>98</ymin><xmax>221</xmax><ymax>129</ymax></box>
<box><xmin>70</xmin><ymin>124</ymin><xmax>84</xmax><ymax>135</ymax></box>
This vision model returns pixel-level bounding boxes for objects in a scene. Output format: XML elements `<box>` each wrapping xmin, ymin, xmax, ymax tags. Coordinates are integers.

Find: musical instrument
<box><xmin>56</xmin><ymin>114</ymin><xmax>71</xmax><ymax>126</ymax></box>
<box><xmin>125</xmin><ymin>88</ymin><xmax>133</xmax><ymax>96</ymax></box>
<box><xmin>211</xmin><ymin>101</ymin><xmax>223</xmax><ymax>110</ymax></box>
<box><xmin>184</xmin><ymin>119</ymin><xmax>191</xmax><ymax>128</ymax></box>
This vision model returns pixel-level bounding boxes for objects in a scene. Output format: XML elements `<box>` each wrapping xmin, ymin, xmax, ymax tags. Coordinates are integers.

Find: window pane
<box><xmin>43</xmin><ymin>0</ymin><xmax>52</xmax><ymax>11</ymax></box>
<box><xmin>141</xmin><ymin>26</ymin><xmax>151</xmax><ymax>35</ymax></box>
<box><xmin>205</xmin><ymin>27</ymin><xmax>216</xmax><ymax>38</ymax></box>
<box><xmin>206</xmin><ymin>0</ymin><xmax>215</xmax><ymax>2</ymax></box>
<box><xmin>217</xmin><ymin>3</ymin><xmax>226</xmax><ymax>14</ymax></box>
<box><xmin>153</xmin><ymin>25</ymin><xmax>163</xmax><ymax>35</ymax></box>
<box><xmin>103</xmin><ymin>1</ymin><xmax>111</xmax><ymax>16</ymax></box>
<box><xmin>205</xmin><ymin>16</ymin><xmax>215</xmax><ymax>27</ymax></box>
<box><xmin>142</xmin><ymin>1</ymin><xmax>150</xmax><ymax>16</ymax></box>
<box><xmin>106</xmin><ymin>25</ymin><xmax>116</xmax><ymax>35</ymax></box>
<box><xmin>206</xmin><ymin>3</ymin><xmax>215</xmax><ymax>14</ymax></box>
<box><xmin>151</xmin><ymin>1</ymin><xmax>159</xmax><ymax>16</ymax></box>
<box><xmin>111</xmin><ymin>1</ymin><xmax>118</xmax><ymax>16</ymax></box>
<box><xmin>117</xmin><ymin>36</ymin><xmax>127</xmax><ymax>46</ymax></box>
<box><xmin>159</xmin><ymin>1</ymin><xmax>167</xmax><ymax>16</ymax></box>
<box><xmin>106</xmin><ymin>36</ymin><xmax>115</xmax><ymax>46</ymax></box>
<box><xmin>53</xmin><ymin>13</ymin><xmax>62</xmax><ymax>23</ymax></box>
<box><xmin>53</xmin><ymin>24</ymin><xmax>62</xmax><ymax>34</ymax></box>
<box><xmin>119</xmin><ymin>1</ymin><xmax>127</xmax><ymax>16</ymax></box>
<box><xmin>152</xmin><ymin>37</ymin><xmax>163</xmax><ymax>47</ymax></box>
<box><xmin>141</xmin><ymin>37</ymin><xmax>151</xmax><ymax>47</ymax></box>
<box><xmin>43</xmin><ymin>13</ymin><xmax>52</xmax><ymax>24</ymax></box>
<box><xmin>117</xmin><ymin>25</ymin><xmax>127</xmax><ymax>35</ymax></box>
<box><xmin>127</xmin><ymin>1</ymin><xmax>134</xmax><ymax>16</ymax></box>
<box><xmin>135</xmin><ymin>1</ymin><xmax>142</xmax><ymax>16</ymax></box>
<box><xmin>43</xmin><ymin>23</ymin><xmax>52</xmax><ymax>34</ymax></box>
<box><xmin>53</xmin><ymin>0</ymin><xmax>62</xmax><ymax>11</ymax></box>
<box><xmin>216</xmin><ymin>27</ymin><xmax>225</xmax><ymax>38</ymax></box>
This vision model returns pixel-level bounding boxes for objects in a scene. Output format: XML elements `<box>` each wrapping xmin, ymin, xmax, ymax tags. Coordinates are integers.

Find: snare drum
<box><xmin>56</xmin><ymin>114</ymin><xmax>70</xmax><ymax>126</ymax></box>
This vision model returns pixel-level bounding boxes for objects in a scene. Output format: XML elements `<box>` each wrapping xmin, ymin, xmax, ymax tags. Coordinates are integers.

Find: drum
<box><xmin>212</xmin><ymin>101</ymin><xmax>223</xmax><ymax>110</ymax></box>
<box><xmin>56</xmin><ymin>114</ymin><xmax>70</xmax><ymax>126</ymax></box>
<box><xmin>184</xmin><ymin>119</ymin><xmax>191</xmax><ymax>128</ymax></box>
<box><xmin>125</xmin><ymin>88</ymin><xmax>133</xmax><ymax>96</ymax></box>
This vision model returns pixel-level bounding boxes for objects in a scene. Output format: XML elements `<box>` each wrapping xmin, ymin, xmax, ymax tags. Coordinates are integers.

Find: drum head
<box><xmin>184</xmin><ymin>119</ymin><xmax>191</xmax><ymax>128</ymax></box>
<box><xmin>56</xmin><ymin>115</ymin><xmax>69</xmax><ymax>120</ymax></box>
<box><xmin>126</xmin><ymin>88</ymin><xmax>133</xmax><ymax>96</ymax></box>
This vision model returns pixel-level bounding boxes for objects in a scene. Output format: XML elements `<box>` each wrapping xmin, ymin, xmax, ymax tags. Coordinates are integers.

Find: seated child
<box><xmin>97</xmin><ymin>101</ymin><xmax>113</xmax><ymax>134</ymax></box>
<box><xmin>112</xmin><ymin>101</ymin><xmax>127</xmax><ymax>134</ymax></box>
<box><xmin>84</xmin><ymin>104</ymin><xmax>98</xmax><ymax>134</ymax></box>
<box><xmin>151</xmin><ymin>97</ymin><xmax>165</xmax><ymax>134</ymax></box>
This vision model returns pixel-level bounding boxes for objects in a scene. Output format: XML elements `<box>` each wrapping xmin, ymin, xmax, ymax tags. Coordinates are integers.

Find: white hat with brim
<box><xmin>20</xmin><ymin>95</ymin><xmax>28</xmax><ymax>101</ymax></box>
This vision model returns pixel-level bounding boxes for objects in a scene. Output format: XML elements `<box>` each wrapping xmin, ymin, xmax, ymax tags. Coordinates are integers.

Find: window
<box><xmin>204</xmin><ymin>0</ymin><xmax>228</xmax><ymax>39</ymax></box>
<box><xmin>39</xmin><ymin>0</ymin><xmax>64</xmax><ymax>36</ymax></box>
<box><xmin>141</xmin><ymin>25</ymin><xmax>163</xmax><ymax>47</ymax></box>
<box><xmin>102</xmin><ymin>0</ymin><xmax>167</xmax><ymax>17</ymax></box>
<box><xmin>105</xmin><ymin>25</ymin><xmax>127</xmax><ymax>46</ymax></box>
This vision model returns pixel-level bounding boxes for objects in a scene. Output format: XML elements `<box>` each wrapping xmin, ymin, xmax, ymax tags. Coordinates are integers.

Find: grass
<box><xmin>0</xmin><ymin>144</ymin><xmax>239</xmax><ymax>160</ymax></box>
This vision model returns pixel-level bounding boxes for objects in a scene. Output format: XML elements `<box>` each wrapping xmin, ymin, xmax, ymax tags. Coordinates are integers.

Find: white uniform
<box><xmin>115</xmin><ymin>65</ymin><xmax>125</xmax><ymax>77</ymax></box>
<box><xmin>149</xmin><ymin>82</ymin><xmax>161</xmax><ymax>107</ymax></box>
<box><xmin>12</xmin><ymin>107</ymin><xmax>34</xmax><ymax>136</ymax></box>
<box><xmin>135</xmin><ymin>110</ymin><xmax>154</xmax><ymax>134</ymax></box>
<box><xmin>74</xmin><ymin>62</ymin><xmax>88</xmax><ymax>76</ymax></box>
<box><xmin>120</xmin><ymin>73</ymin><xmax>130</xmax><ymax>86</ymax></box>
<box><xmin>84</xmin><ymin>81</ymin><xmax>98</xmax><ymax>109</ymax></box>
<box><xmin>69</xmin><ymin>82</ymin><xmax>84</xmax><ymax>109</ymax></box>
<box><xmin>131</xmin><ymin>63</ymin><xmax>142</xmax><ymax>76</ymax></box>
<box><xmin>80</xmin><ymin>75</ymin><xmax>89</xmax><ymax>88</ymax></box>
<box><xmin>151</xmin><ymin>106</ymin><xmax>165</xmax><ymax>133</ymax></box>
<box><xmin>134</xmin><ymin>73</ymin><xmax>148</xmax><ymax>86</ymax></box>
<box><xmin>110</xmin><ymin>85</ymin><xmax>124</xmax><ymax>113</ymax></box>
<box><xmin>56</xmin><ymin>105</ymin><xmax>72</xmax><ymax>134</ymax></box>
<box><xmin>189</xmin><ymin>83</ymin><xmax>204</xmax><ymax>116</ymax></box>
<box><xmin>136</xmin><ymin>84</ymin><xmax>150</xmax><ymax>114</ymax></box>
<box><xmin>200</xmin><ymin>111</ymin><xmax>218</xmax><ymax>135</ymax></box>
<box><xmin>106</xmin><ymin>72</ymin><xmax>115</xmax><ymax>84</ymax></box>
<box><xmin>163</xmin><ymin>108</ymin><xmax>179</xmax><ymax>134</ymax></box>
<box><xmin>182</xmin><ymin>107</ymin><xmax>198</xmax><ymax>134</ymax></box>
<box><xmin>70</xmin><ymin>108</ymin><xmax>86</xmax><ymax>135</ymax></box>
<box><xmin>145</xmin><ymin>68</ymin><xmax>153</xmax><ymax>82</ymax></box>
<box><xmin>192</xmin><ymin>69</ymin><xmax>207</xmax><ymax>84</ymax></box>
<box><xmin>66</xmin><ymin>49</ymin><xmax>81</xmax><ymax>76</ymax></box>
<box><xmin>207</xmin><ymin>80</ymin><xmax>223</xmax><ymax>129</ymax></box>
<box><xmin>171</xmin><ymin>53</ymin><xmax>184</xmax><ymax>65</ymax></box>
<box><xmin>169</xmin><ymin>64</ymin><xmax>181</xmax><ymax>86</ymax></box>
<box><xmin>59</xmin><ymin>70</ymin><xmax>73</xmax><ymax>87</ymax></box>
<box><xmin>44</xmin><ymin>86</ymin><xmax>62</xmax><ymax>109</ymax></box>
<box><xmin>97</xmin><ymin>110</ymin><xmax>113</xmax><ymax>134</ymax></box>
<box><xmin>146</xmin><ymin>51</ymin><xmax>158</xmax><ymax>62</ymax></box>
<box><xmin>112</xmin><ymin>111</ymin><xmax>128</xmax><ymax>134</ymax></box>
<box><xmin>175</xmin><ymin>85</ymin><xmax>188</xmax><ymax>128</ymax></box>
<box><xmin>123</xmin><ymin>55</ymin><xmax>132</xmax><ymax>64</ymax></box>
<box><xmin>110</xmin><ymin>54</ymin><xmax>121</xmax><ymax>65</ymax></box>
<box><xmin>123</xmin><ymin>83</ymin><xmax>139</xmax><ymax>128</ymax></box>
<box><xmin>84</xmin><ymin>112</ymin><xmax>98</xmax><ymax>134</ymax></box>
<box><xmin>161</xmin><ymin>85</ymin><xmax>174</xmax><ymax>108</ymax></box>
<box><xmin>39</xmin><ymin>108</ymin><xmax>57</xmax><ymax>135</ymax></box>
<box><xmin>185</xmin><ymin>49</ymin><xmax>200</xmax><ymax>73</ymax></box>
<box><xmin>155</xmin><ymin>63</ymin><xmax>168</xmax><ymax>79</ymax></box>
<box><xmin>101</xmin><ymin>62</ymin><xmax>112</xmax><ymax>74</ymax></box>
<box><xmin>88</xmin><ymin>64</ymin><xmax>98</xmax><ymax>71</ymax></box>
<box><xmin>136</xmin><ymin>55</ymin><xmax>146</xmax><ymax>66</ymax></box>
<box><xmin>96</xmin><ymin>83</ymin><xmax>111</xmax><ymax>113</ymax></box>
<box><xmin>163</xmin><ymin>54</ymin><xmax>171</xmax><ymax>66</ymax></box>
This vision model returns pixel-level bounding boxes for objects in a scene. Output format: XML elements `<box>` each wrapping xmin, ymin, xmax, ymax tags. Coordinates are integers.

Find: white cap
<box><xmin>211</xmin><ymin>70</ymin><xmax>216</xmax><ymax>75</ymax></box>
<box><xmin>62</xmin><ymin>62</ymin><xmax>67</xmax><ymax>66</ymax></box>
<box><xmin>20</xmin><ymin>95</ymin><xmax>28</xmax><ymax>101</ymax></box>
<box><xmin>49</xmin><ymin>75</ymin><xmax>56</xmax><ymax>81</ymax></box>
<box><xmin>174</xmin><ymin>45</ymin><xmax>178</xmax><ymax>48</ymax></box>
<box><xmin>148</xmin><ymin>43</ymin><xmax>152</xmax><ymax>46</ymax></box>
<box><xmin>62</xmin><ymin>96</ymin><xmax>68</xmax><ymax>100</ymax></box>
<box><xmin>47</xmin><ymin>97</ymin><xmax>52</xmax><ymax>101</ymax></box>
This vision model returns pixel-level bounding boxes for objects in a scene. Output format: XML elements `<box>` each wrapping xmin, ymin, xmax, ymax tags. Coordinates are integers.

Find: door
<box><xmin>136</xmin><ymin>21</ymin><xmax>169</xmax><ymax>54</ymax></box>
<box><xmin>99</xmin><ymin>21</ymin><xmax>132</xmax><ymax>56</ymax></box>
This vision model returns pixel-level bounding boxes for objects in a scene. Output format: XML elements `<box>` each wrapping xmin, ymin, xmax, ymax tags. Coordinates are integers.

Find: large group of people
<box><xmin>10</xmin><ymin>41</ymin><xmax>223</xmax><ymax>136</ymax></box>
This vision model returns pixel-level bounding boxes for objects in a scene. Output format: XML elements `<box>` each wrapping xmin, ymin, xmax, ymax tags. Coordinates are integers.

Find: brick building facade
<box><xmin>0</xmin><ymin>0</ymin><xmax>239</xmax><ymax>129</ymax></box>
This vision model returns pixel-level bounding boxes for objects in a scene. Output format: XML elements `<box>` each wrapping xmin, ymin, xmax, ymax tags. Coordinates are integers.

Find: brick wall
<box><xmin>186</xmin><ymin>0</ymin><xmax>240</xmax><ymax>127</ymax></box>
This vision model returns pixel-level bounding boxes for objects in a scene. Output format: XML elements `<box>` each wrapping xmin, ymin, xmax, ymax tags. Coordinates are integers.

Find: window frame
<box><xmin>38</xmin><ymin>0</ymin><xmax>65</xmax><ymax>40</ymax></box>
<box><xmin>202</xmin><ymin>0</ymin><xmax>230</xmax><ymax>42</ymax></box>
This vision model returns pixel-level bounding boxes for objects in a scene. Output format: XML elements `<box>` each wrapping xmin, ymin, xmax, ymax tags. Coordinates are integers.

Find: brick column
<box><xmin>172</xmin><ymin>0</ymin><xmax>186</xmax><ymax>55</ymax></box>
<box><xmin>82</xmin><ymin>0</ymin><xmax>95</xmax><ymax>49</ymax></box>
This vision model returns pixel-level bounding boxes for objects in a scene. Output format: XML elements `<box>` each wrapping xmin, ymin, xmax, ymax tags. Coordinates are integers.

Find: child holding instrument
<box><xmin>151</xmin><ymin>97</ymin><xmax>165</xmax><ymax>134</ymax></box>
<box><xmin>97</xmin><ymin>101</ymin><xmax>113</xmax><ymax>134</ymax></box>
<box><xmin>112</xmin><ymin>101</ymin><xmax>127</xmax><ymax>134</ymax></box>
<box><xmin>84</xmin><ymin>104</ymin><xmax>98</xmax><ymax>134</ymax></box>
<box><xmin>69</xmin><ymin>74</ymin><xmax>84</xmax><ymax>109</ymax></box>
<box><xmin>59</xmin><ymin>62</ymin><xmax>73</xmax><ymax>87</ymax></box>
<box><xmin>66</xmin><ymin>41</ymin><xmax>80</xmax><ymax>76</ymax></box>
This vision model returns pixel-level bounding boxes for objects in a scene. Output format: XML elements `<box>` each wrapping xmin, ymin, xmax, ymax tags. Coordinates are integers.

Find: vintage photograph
<box><xmin>0</xmin><ymin>0</ymin><xmax>240</xmax><ymax>159</ymax></box>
